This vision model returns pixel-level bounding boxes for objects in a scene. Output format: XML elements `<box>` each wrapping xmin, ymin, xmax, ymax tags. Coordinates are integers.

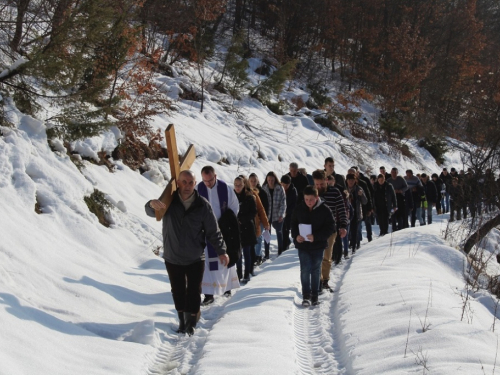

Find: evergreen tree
<box><xmin>251</xmin><ymin>60</ymin><xmax>297</xmax><ymax>103</ymax></box>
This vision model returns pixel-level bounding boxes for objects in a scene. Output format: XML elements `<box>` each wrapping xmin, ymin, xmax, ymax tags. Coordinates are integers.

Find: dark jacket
<box><xmin>432</xmin><ymin>176</ymin><xmax>445</xmax><ymax>194</ymax></box>
<box><xmin>287</xmin><ymin>172</ymin><xmax>309</xmax><ymax>201</ymax></box>
<box><xmin>235</xmin><ymin>191</ymin><xmax>257</xmax><ymax>247</ymax></box>
<box><xmin>331</xmin><ymin>171</ymin><xmax>346</xmax><ymax>190</ymax></box>
<box><xmin>373</xmin><ymin>181</ymin><xmax>397</xmax><ymax>215</ymax></box>
<box><xmin>423</xmin><ymin>179</ymin><xmax>438</xmax><ymax>203</ymax></box>
<box><xmin>405</xmin><ymin>188</ymin><xmax>414</xmax><ymax>212</ymax></box>
<box><xmin>255</xmin><ymin>185</ymin><xmax>269</xmax><ymax>217</ymax></box>
<box><xmin>218</xmin><ymin>209</ymin><xmax>241</xmax><ymax>268</ymax></box>
<box><xmin>348</xmin><ymin>184</ymin><xmax>368</xmax><ymax>221</ymax></box>
<box><xmin>440</xmin><ymin>172</ymin><xmax>453</xmax><ymax>193</ymax></box>
<box><xmin>284</xmin><ymin>183</ymin><xmax>298</xmax><ymax>225</ymax></box>
<box><xmin>357</xmin><ymin>178</ymin><xmax>373</xmax><ymax>215</ymax></box>
<box><xmin>359</xmin><ymin>172</ymin><xmax>375</xmax><ymax>208</ymax></box>
<box><xmin>449</xmin><ymin>184</ymin><xmax>464</xmax><ymax>207</ymax></box>
<box><xmin>410</xmin><ymin>185</ymin><xmax>425</xmax><ymax>209</ymax></box>
<box><xmin>291</xmin><ymin>199</ymin><xmax>335</xmax><ymax>252</ymax></box>
<box><xmin>145</xmin><ymin>190</ymin><xmax>226</xmax><ymax>265</ymax></box>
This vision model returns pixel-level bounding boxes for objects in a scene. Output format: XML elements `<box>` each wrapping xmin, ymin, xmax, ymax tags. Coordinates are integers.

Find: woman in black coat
<box><xmin>373</xmin><ymin>174</ymin><xmax>397</xmax><ymax>236</ymax></box>
<box><xmin>234</xmin><ymin>176</ymin><xmax>257</xmax><ymax>283</ymax></box>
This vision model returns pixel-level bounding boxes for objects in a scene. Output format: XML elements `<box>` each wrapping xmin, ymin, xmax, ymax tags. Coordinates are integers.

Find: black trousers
<box><xmin>282</xmin><ymin>216</ymin><xmax>292</xmax><ymax>252</ymax></box>
<box><xmin>378</xmin><ymin>209</ymin><xmax>389</xmax><ymax>235</ymax></box>
<box><xmin>165</xmin><ymin>260</ymin><xmax>204</xmax><ymax>314</ymax></box>
<box><xmin>391</xmin><ymin>194</ymin><xmax>406</xmax><ymax>231</ymax></box>
<box><xmin>332</xmin><ymin>231</ymin><xmax>344</xmax><ymax>264</ymax></box>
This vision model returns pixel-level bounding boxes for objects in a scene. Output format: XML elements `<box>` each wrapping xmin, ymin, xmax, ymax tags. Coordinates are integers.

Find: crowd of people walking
<box><xmin>146</xmin><ymin>160</ymin><xmax>500</xmax><ymax>332</ymax></box>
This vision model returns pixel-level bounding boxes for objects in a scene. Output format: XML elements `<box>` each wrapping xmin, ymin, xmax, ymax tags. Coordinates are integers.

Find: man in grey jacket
<box><xmin>145</xmin><ymin>170</ymin><xmax>228</xmax><ymax>336</ymax></box>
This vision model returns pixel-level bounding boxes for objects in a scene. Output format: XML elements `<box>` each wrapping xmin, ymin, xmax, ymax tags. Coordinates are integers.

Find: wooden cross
<box><xmin>155</xmin><ymin>124</ymin><xmax>196</xmax><ymax>221</ymax></box>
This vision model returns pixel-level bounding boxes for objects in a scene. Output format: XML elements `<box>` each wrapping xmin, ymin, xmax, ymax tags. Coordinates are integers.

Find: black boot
<box><xmin>176</xmin><ymin>311</ymin><xmax>186</xmax><ymax>333</ymax></box>
<box><xmin>184</xmin><ymin>312</ymin><xmax>197</xmax><ymax>336</ymax></box>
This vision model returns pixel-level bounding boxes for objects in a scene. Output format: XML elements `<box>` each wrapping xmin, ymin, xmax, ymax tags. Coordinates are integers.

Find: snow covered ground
<box><xmin>1</xmin><ymin>65</ymin><xmax>499</xmax><ymax>374</ymax></box>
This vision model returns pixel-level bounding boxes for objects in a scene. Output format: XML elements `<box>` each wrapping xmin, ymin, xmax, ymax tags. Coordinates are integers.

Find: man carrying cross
<box><xmin>196</xmin><ymin>166</ymin><xmax>240</xmax><ymax>305</ymax></box>
<box><xmin>145</xmin><ymin>124</ymin><xmax>229</xmax><ymax>336</ymax></box>
<box><xmin>146</xmin><ymin>170</ymin><xmax>228</xmax><ymax>335</ymax></box>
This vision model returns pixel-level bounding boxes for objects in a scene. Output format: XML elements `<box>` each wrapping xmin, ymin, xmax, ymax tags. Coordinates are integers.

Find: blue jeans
<box><xmin>422</xmin><ymin>204</ymin><xmax>433</xmax><ymax>224</ymax></box>
<box><xmin>264</xmin><ymin>220</ymin><xmax>283</xmax><ymax>258</ymax></box>
<box><xmin>342</xmin><ymin>223</ymin><xmax>350</xmax><ymax>256</ymax></box>
<box><xmin>255</xmin><ymin>224</ymin><xmax>264</xmax><ymax>256</ymax></box>
<box><xmin>441</xmin><ymin>192</ymin><xmax>450</xmax><ymax>212</ymax></box>
<box><xmin>298</xmin><ymin>248</ymin><xmax>324</xmax><ymax>297</ymax></box>
<box><xmin>358</xmin><ymin>215</ymin><xmax>373</xmax><ymax>242</ymax></box>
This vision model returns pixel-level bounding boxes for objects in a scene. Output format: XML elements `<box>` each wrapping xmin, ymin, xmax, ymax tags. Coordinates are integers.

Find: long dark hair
<box><xmin>264</xmin><ymin>171</ymin><xmax>281</xmax><ymax>187</ymax></box>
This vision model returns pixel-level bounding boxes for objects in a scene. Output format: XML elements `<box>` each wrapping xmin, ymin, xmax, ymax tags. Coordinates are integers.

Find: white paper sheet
<box><xmin>299</xmin><ymin>224</ymin><xmax>312</xmax><ymax>241</ymax></box>
<box><xmin>263</xmin><ymin>229</ymin><xmax>271</xmax><ymax>244</ymax></box>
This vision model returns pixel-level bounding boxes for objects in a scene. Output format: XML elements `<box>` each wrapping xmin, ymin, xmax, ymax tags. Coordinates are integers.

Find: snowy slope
<box><xmin>1</xmin><ymin>66</ymin><xmax>499</xmax><ymax>375</ymax></box>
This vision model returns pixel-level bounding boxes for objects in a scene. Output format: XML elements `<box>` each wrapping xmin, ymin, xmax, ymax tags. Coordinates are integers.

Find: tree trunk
<box><xmin>234</xmin><ymin>0</ymin><xmax>243</xmax><ymax>32</ymax></box>
<box><xmin>10</xmin><ymin>0</ymin><xmax>31</xmax><ymax>52</ymax></box>
<box><xmin>51</xmin><ymin>0</ymin><xmax>74</xmax><ymax>39</ymax></box>
<box><xmin>463</xmin><ymin>213</ymin><xmax>500</xmax><ymax>254</ymax></box>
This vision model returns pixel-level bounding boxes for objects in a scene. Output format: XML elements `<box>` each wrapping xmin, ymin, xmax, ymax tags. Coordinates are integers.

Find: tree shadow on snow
<box><xmin>136</xmin><ymin>258</ymin><xmax>165</xmax><ymax>271</ymax></box>
<box><xmin>0</xmin><ymin>292</ymin><xmax>96</xmax><ymax>337</ymax></box>
<box><xmin>123</xmin><ymin>271</ymin><xmax>169</xmax><ymax>283</ymax></box>
<box><xmin>63</xmin><ymin>275</ymin><xmax>170</xmax><ymax>306</ymax></box>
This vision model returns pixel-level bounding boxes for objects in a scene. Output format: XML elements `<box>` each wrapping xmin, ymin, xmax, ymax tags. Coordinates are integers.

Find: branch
<box><xmin>0</xmin><ymin>80</ymin><xmax>75</xmax><ymax>99</ymax></box>
<box><xmin>463</xmin><ymin>213</ymin><xmax>500</xmax><ymax>254</ymax></box>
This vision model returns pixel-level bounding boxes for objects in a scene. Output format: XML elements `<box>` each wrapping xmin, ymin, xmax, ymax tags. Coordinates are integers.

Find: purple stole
<box><xmin>197</xmin><ymin>180</ymin><xmax>228</xmax><ymax>270</ymax></box>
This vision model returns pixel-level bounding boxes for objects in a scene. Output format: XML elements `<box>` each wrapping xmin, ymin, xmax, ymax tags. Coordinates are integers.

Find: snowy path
<box><xmin>147</xmin><ymin>298</ymin><xmax>229</xmax><ymax>374</ymax></box>
<box><xmin>292</xmin><ymin>255</ymin><xmax>358</xmax><ymax>375</ymax></box>
<box><xmin>293</xmin><ymin>296</ymin><xmax>338</xmax><ymax>374</ymax></box>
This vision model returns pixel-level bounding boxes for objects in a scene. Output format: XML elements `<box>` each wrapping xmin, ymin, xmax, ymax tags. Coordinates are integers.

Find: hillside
<box><xmin>2</xmin><ymin>61</ymin><xmax>500</xmax><ymax>374</ymax></box>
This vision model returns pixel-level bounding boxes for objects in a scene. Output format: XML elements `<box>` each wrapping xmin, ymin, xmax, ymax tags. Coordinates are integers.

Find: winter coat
<box><xmin>235</xmin><ymin>191</ymin><xmax>257</xmax><ymax>247</ymax></box>
<box><xmin>251</xmin><ymin>189</ymin><xmax>269</xmax><ymax>237</ymax></box>
<box><xmin>423</xmin><ymin>180</ymin><xmax>438</xmax><ymax>203</ymax></box>
<box><xmin>320</xmin><ymin>186</ymin><xmax>347</xmax><ymax>230</ymax></box>
<box><xmin>410</xmin><ymin>185</ymin><xmax>425</xmax><ymax>209</ymax></box>
<box><xmin>262</xmin><ymin>183</ymin><xmax>287</xmax><ymax>222</ymax></box>
<box><xmin>329</xmin><ymin>170</ymin><xmax>346</xmax><ymax>190</ymax></box>
<box><xmin>291</xmin><ymin>199</ymin><xmax>335</xmax><ymax>252</ymax></box>
<box><xmin>218</xmin><ymin>209</ymin><xmax>241</xmax><ymax>268</ymax></box>
<box><xmin>439</xmin><ymin>172</ymin><xmax>453</xmax><ymax>193</ymax></box>
<box><xmin>484</xmin><ymin>172</ymin><xmax>498</xmax><ymax>201</ymax></box>
<box><xmin>387</xmin><ymin>175</ymin><xmax>408</xmax><ymax>194</ymax></box>
<box><xmin>287</xmin><ymin>172</ymin><xmax>309</xmax><ymax>201</ymax></box>
<box><xmin>463</xmin><ymin>174</ymin><xmax>479</xmax><ymax>203</ymax></box>
<box><xmin>449</xmin><ymin>184</ymin><xmax>465</xmax><ymax>208</ymax></box>
<box><xmin>348</xmin><ymin>184</ymin><xmax>368</xmax><ymax>221</ymax></box>
<box><xmin>432</xmin><ymin>176</ymin><xmax>445</xmax><ymax>195</ymax></box>
<box><xmin>306</xmin><ymin>174</ymin><xmax>314</xmax><ymax>185</ymax></box>
<box><xmin>145</xmin><ymin>190</ymin><xmax>226</xmax><ymax>265</ymax></box>
<box><xmin>254</xmin><ymin>185</ymin><xmax>269</xmax><ymax>216</ymax></box>
<box><xmin>284</xmin><ymin>183</ymin><xmax>298</xmax><ymax>226</ymax></box>
<box><xmin>405</xmin><ymin>189</ymin><xmax>414</xmax><ymax>212</ymax></box>
<box><xmin>359</xmin><ymin>172</ymin><xmax>375</xmax><ymax>208</ymax></box>
<box><xmin>357</xmin><ymin>178</ymin><xmax>373</xmax><ymax>215</ymax></box>
<box><xmin>373</xmin><ymin>181</ymin><xmax>397</xmax><ymax>215</ymax></box>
